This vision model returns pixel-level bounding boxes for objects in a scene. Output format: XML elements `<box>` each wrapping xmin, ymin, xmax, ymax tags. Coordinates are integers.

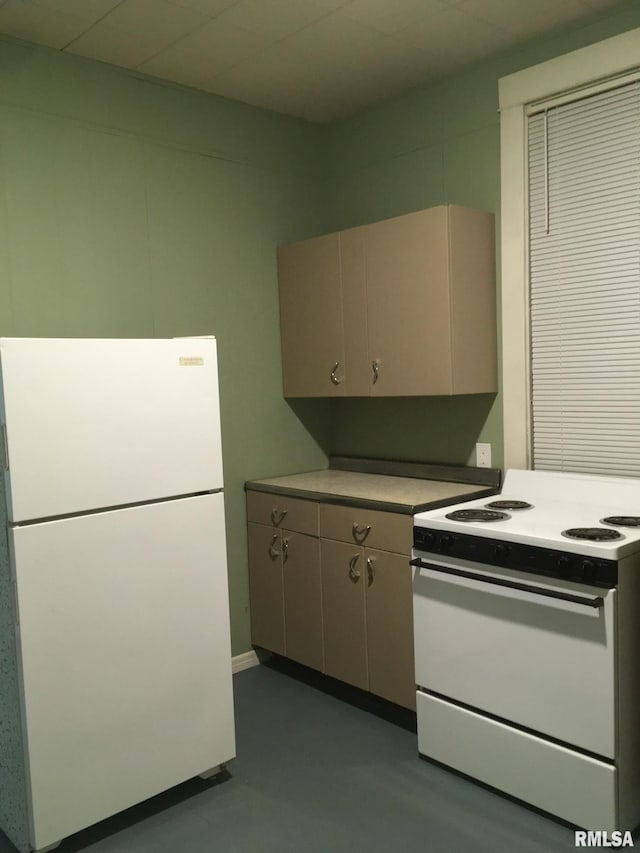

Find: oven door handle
<box><xmin>410</xmin><ymin>558</ymin><xmax>605</xmax><ymax>609</ymax></box>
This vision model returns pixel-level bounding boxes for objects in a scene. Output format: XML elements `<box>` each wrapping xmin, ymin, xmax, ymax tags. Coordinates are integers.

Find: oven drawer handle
<box><xmin>410</xmin><ymin>559</ymin><xmax>604</xmax><ymax>609</ymax></box>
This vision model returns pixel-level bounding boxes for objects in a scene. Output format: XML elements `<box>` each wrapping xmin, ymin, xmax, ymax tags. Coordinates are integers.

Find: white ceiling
<box><xmin>0</xmin><ymin>0</ymin><xmax>623</xmax><ymax>122</ymax></box>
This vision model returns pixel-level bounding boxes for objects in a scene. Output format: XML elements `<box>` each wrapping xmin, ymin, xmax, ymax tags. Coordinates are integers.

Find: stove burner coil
<box><xmin>561</xmin><ymin>527</ymin><xmax>624</xmax><ymax>542</ymax></box>
<box><xmin>601</xmin><ymin>516</ymin><xmax>640</xmax><ymax>528</ymax></box>
<box><xmin>486</xmin><ymin>500</ymin><xmax>533</xmax><ymax>510</ymax></box>
<box><xmin>445</xmin><ymin>509</ymin><xmax>511</xmax><ymax>522</ymax></box>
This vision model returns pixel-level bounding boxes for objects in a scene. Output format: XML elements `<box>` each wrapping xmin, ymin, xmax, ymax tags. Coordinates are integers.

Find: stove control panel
<box><xmin>413</xmin><ymin>527</ymin><xmax>618</xmax><ymax>588</ymax></box>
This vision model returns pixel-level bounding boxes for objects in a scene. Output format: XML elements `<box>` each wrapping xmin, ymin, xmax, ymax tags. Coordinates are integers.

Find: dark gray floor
<box><xmin>2</xmin><ymin>660</ymin><xmax>581</xmax><ymax>852</ymax></box>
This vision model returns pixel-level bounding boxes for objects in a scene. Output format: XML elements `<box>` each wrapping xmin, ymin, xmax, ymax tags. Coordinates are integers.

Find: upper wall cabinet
<box><xmin>277</xmin><ymin>229</ymin><xmax>368</xmax><ymax>397</ymax></box>
<box><xmin>277</xmin><ymin>205</ymin><xmax>497</xmax><ymax>398</ymax></box>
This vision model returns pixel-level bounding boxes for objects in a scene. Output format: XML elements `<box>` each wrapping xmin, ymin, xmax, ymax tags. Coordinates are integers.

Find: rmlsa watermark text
<box><xmin>575</xmin><ymin>831</ymin><xmax>634</xmax><ymax>847</ymax></box>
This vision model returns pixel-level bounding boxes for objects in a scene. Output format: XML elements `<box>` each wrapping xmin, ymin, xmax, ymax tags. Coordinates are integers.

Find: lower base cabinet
<box><xmin>365</xmin><ymin>548</ymin><xmax>415</xmax><ymax>711</ymax></box>
<box><xmin>321</xmin><ymin>540</ymin><xmax>415</xmax><ymax>710</ymax></box>
<box><xmin>283</xmin><ymin>532</ymin><xmax>323</xmax><ymax>672</ymax></box>
<box><xmin>321</xmin><ymin>539</ymin><xmax>368</xmax><ymax>691</ymax></box>
<box><xmin>247</xmin><ymin>522</ymin><xmax>286</xmax><ymax>656</ymax></box>
<box><xmin>247</xmin><ymin>522</ymin><xmax>323</xmax><ymax>671</ymax></box>
<box><xmin>247</xmin><ymin>489</ymin><xmax>415</xmax><ymax>711</ymax></box>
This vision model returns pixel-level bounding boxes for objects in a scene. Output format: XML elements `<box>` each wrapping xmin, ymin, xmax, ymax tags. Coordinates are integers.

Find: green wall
<box><xmin>0</xmin><ymin>38</ymin><xmax>331</xmax><ymax>656</ymax></box>
<box><xmin>322</xmin><ymin>0</ymin><xmax>640</xmax><ymax>471</ymax></box>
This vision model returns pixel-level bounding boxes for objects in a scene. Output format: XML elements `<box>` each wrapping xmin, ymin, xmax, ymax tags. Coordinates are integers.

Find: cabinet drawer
<box><xmin>320</xmin><ymin>504</ymin><xmax>411</xmax><ymax>555</ymax></box>
<box><xmin>246</xmin><ymin>490</ymin><xmax>319</xmax><ymax>536</ymax></box>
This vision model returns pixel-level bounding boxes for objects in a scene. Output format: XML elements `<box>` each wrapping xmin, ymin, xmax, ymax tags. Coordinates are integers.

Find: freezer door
<box><xmin>0</xmin><ymin>337</ymin><xmax>223</xmax><ymax>522</ymax></box>
<box><xmin>11</xmin><ymin>492</ymin><xmax>235</xmax><ymax>852</ymax></box>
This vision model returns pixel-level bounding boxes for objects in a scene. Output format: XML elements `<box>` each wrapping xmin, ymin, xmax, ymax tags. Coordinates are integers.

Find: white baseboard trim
<box><xmin>232</xmin><ymin>650</ymin><xmax>261</xmax><ymax>674</ymax></box>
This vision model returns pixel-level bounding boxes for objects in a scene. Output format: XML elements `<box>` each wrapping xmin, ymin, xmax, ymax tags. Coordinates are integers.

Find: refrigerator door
<box><xmin>0</xmin><ymin>337</ymin><xmax>224</xmax><ymax>522</ymax></box>
<box><xmin>10</xmin><ymin>492</ymin><xmax>235</xmax><ymax>851</ymax></box>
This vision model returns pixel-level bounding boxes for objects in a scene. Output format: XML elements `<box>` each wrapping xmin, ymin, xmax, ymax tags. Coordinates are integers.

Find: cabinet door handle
<box><xmin>282</xmin><ymin>536</ymin><xmax>289</xmax><ymax>562</ymax></box>
<box><xmin>330</xmin><ymin>362</ymin><xmax>343</xmax><ymax>385</ymax></box>
<box><xmin>271</xmin><ymin>507</ymin><xmax>288</xmax><ymax>526</ymax></box>
<box><xmin>348</xmin><ymin>554</ymin><xmax>361</xmax><ymax>581</ymax></box>
<box><xmin>372</xmin><ymin>360</ymin><xmax>379</xmax><ymax>384</ymax></box>
<box><xmin>366</xmin><ymin>556</ymin><xmax>375</xmax><ymax>586</ymax></box>
<box><xmin>268</xmin><ymin>534</ymin><xmax>281</xmax><ymax>559</ymax></box>
<box><xmin>352</xmin><ymin>522</ymin><xmax>371</xmax><ymax>542</ymax></box>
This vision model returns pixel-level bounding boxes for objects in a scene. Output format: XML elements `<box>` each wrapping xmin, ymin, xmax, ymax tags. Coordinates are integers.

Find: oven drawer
<box><xmin>416</xmin><ymin>690</ymin><xmax>618</xmax><ymax>831</ymax></box>
<box><xmin>320</xmin><ymin>504</ymin><xmax>411</xmax><ymax>554</ymax></box>
<box><xmin>413</xmin><ymin>557</ymin><xmax>616</xmax><ymax>758</ymax></box>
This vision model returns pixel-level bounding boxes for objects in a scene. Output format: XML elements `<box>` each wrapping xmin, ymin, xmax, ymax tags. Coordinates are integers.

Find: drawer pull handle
<box><xmin>348</xmin><ymin>554</ymin><xmax>361</xmax><ymax>581</ymax></box>
<box><xmin>330</xmin><ymin>362</ymin><xmax>343</xmax><ymax>385</ymax></box>
<box><xmin>352</xmin><ymin>522</ymin><xmax>371</xmax><ymax>542</ymax></box>
<box><xmin>372</xmin><ymin>359</ymin><xmax>380</xmax><ymax>384</ymax></box>
<box><xmin>268</xmin><ymin>534</ymin><xmax>280</xmax><ymax>560</ymax></box>
<box><xmin>366</xmin><ymin>556</ymin><xmax>375</xmax><ymax>586</ymax></box>
<box><xmin>282</xmin><ymin>537</ymin><xmax>289</xmax><ymax>562</ymax></box>
<box><xmin>271</xmin><ymin>508</ymin><xmax>288</xmax><ymax>526</ymax></box>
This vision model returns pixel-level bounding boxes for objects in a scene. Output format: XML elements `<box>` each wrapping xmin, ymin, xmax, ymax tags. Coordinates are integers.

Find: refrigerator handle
<box><xmin>12</xmin><ymin>580</ymin><xmax>19</xmax><ymax>626</ymax></box>
<box><xmin>1</xmin><ymin>423</ymin><xmax>7</xmax><ymax>470</ymax></box>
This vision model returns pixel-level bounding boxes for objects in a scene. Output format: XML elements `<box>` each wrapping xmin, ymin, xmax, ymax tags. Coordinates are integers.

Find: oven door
<box><xmin>412</xmin><ymin>554</ymin><xmax>616</xmax><ymax>759</ymax></box>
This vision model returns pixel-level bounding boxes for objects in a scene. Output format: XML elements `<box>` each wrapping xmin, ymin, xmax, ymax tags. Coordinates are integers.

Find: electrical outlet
<box><xmin>476</xmin><ymin>442</ymin><xmax>491</xmax><ymax>468</ymax></box>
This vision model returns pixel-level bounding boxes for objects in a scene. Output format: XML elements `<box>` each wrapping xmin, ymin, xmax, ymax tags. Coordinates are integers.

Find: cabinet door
<box><xmin>365</xmin><ymin>207</ymin><xmax>452</xmax><ymax>396</ymax></box>
<box><xmin>340</xmin><ymin>226</ymin><xmax>369</xmax><ymax>396</ymax></box>
<box><xmin>278</xmin><ymin>233</ymin><xmax>345</xmax><ymax>397</ymax></box>
<box><xmin>448</xmin><ymin>206</ymin><xmax>497</xmax><ymax>394</ymax></box>
<box><xmin>247</xmin><ymin>523</ymin><xmax>285</xmax><ymax>655</ymax></box>
<box><xmin>365</xmin><ymin>548</ymin><xmax>416</xmax><ymax>710</ymax></box>
<box><xmin>283</xmin><ymin>532</ymin><xmax>323</xmax><ymax>672</ymax></box>
<box><xmin>320</xmin><ymin>539</ymin><xmax>368</xmax><ymax>691</ymax></box>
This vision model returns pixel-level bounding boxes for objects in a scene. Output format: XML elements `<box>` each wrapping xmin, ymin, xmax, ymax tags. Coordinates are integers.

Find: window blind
<box><xmin>528</xmin><ymin>82</ymin><xmax>640</xmax><ymax>476</ymax></box>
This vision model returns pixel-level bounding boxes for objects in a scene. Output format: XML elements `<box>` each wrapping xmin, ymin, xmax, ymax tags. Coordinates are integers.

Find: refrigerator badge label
<box><xmin>179</xmin><ymin>357</ymin><xmax>204</xmax><ymax>366</ymax></box>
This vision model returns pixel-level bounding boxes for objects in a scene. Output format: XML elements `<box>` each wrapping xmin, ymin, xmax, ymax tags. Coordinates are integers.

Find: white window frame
<box><xmin>499</xmin><ymin>27</ymin><xmax>640</xmax><ymax>469</ymax></box>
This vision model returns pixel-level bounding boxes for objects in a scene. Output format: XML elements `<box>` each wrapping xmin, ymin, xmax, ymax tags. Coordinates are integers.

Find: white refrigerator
<box><xmin>0</xmin><ymin>337</ymin><xmax>236</xmax><ymax>853</ymax></box>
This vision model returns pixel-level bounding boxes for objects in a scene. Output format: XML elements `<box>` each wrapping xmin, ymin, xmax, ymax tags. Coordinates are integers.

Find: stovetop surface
<box><xmin>414</xmin><ymin>469</ymin><xmax>640</xmax><ymax>559</ymax></box>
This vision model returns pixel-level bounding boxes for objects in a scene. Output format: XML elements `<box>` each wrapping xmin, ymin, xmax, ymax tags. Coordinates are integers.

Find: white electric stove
<box><xmin>412</xmin><ymin>468</ymin><xmax>640</xmax><ymax>832</ymax></box>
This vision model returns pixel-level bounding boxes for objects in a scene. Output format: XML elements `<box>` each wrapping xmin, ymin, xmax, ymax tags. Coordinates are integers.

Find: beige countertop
<box><xmin>245</xmin><ymin>468</ymin><xmax>497</xmax><ymax>515</ymax></box>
